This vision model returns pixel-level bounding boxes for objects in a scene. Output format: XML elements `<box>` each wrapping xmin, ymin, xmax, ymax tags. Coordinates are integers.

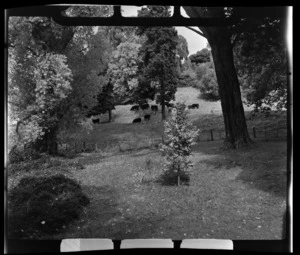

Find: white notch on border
<box><xmin>60</xmin><ymin>239</ymin><xmax>114</xmax><ymax>252</ymax></box>
<box><xmin>120</xmin><ymin>239</ymin><xmax>174</xmax><ymax>249</ymax></box>
<box><xmin>181</xmin><ymin>239</ymin><xmax>233</xmax><ymax>250</ymax></box>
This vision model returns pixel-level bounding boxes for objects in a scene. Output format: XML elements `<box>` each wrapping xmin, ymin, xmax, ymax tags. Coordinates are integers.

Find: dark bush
<box><xmin>8</xmin><ymin>174</ymin><xmax>90</xmax><ymax>238</ymax></box>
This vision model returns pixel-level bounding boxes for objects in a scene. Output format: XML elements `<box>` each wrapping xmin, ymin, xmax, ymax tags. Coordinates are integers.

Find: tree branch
<box><xmin>185</xmin><ymin>26</ymin><xmax>206</xmax><ymax>38</ymax></box>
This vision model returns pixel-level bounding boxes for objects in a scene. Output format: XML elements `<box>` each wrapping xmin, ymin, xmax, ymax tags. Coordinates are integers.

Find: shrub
<box><xmin>195</xmin><ymin>63</ymin><xmax>209</xmax><ymax>80</ymax></box>
<box><xmin>8</xmin><ymin>174</ymin><xmax>90</xmax><ymax>238</ymax></box>
<box><xmin>159</xmin><ymin>103</ymin><xmax>199</xmax><ymax>186</ymax></box>
<box><xmin>198</xmin><ymin>69</ymin><xmax>220</xmax><ymax>101</ymax></box>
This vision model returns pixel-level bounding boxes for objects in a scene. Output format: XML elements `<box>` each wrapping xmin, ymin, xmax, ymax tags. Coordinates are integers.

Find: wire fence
<box><xmin>57</xmin><ymin>120</ymin><xmax>287</xmax><ymax>155</ymax></box>
<box><xmin>197</xmin><ymin>119</ymin><xmax>287</xmax><ymax>142</ymax></box>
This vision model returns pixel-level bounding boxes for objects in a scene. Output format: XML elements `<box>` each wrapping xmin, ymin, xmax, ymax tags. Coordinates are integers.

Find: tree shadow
<box><xmin>64</xmin><ymin>184</ymin><xmax>170</xmax><ymax>239</ymax></box>
<box><xmin>192</xmin><ymin>140</ymin><xmax>287</xmax><ymax>198</ymax></box>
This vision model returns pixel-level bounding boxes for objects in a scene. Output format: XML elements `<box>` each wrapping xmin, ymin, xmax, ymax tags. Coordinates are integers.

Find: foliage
<box><xmin>8</xmin><ymin>12</ymin><xmax>111</xmax><ymax>153</ymax></box>
<box><xmin>176</xmin><ymin>35</ymin><xmax>189</xmax><ymax>74</ymax></box>
<box><xmin>230</xmin><ymin>9</ymin><xmax>287</xmax><ymax>111</ymax></box>
<box><xmin>8</xmin><ymin>174</ymin><xmax>90</xmax><ymax>238</ymax></box>
<box><xmin>189</xmin><ymin>48</ymin><xmax>211</xmax><ymax>65</ymax></box>
<box><xmin>86</xmin><ymin>80</ymin><xmax>115</xmax><ymax>117</ymax></box>
<box><xmin>136</xmin><ymin>6</ymin><xmax>179</xmax><ymax>109</ymax></box>
<box><xmin>159</xmin><ymin>103</ymin><xmax>199</xmax><ymax>185</ymax></box>
<box><xmin>107</xmin><ymin>39</ymin><xmax>143</xmax><ymax>100</ymax></box>
<box><xmin>198</xmin><ymin>68</ymin><xmax>220</xmax><ymax>101</ymax></box>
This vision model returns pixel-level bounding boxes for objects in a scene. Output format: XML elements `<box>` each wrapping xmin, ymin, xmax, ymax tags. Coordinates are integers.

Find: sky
<box><xmin>121</xmin><ymin>5</ymin><xmax>208</xmax><ymax>56</ymax></box>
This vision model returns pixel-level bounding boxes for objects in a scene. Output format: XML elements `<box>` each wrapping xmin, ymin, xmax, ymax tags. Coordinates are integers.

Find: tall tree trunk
<box><xmin>46</xmin><ymin>127</ymin><xmax>58</xmax><ymax>155</ymax></box>
<box><xmin>32</xmin><ymin>126</ymin><xmax>58</xmax><ymax>155</ymax></box>
<box><xmin>207</xmin><ymin>29</ymin><xmax>252</xmax><ymax>148</ymax></box>
<box><xmin>183</xmin><ymin>6</ymin><xmax>252</xmax><ymax>148</ymax></box>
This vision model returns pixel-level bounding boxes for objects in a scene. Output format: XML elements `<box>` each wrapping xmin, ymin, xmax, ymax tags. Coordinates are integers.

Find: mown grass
<box><xmin>28</xmin><ymin>139</ymin><xmax>286</xmax><ymax>240</ymax></box>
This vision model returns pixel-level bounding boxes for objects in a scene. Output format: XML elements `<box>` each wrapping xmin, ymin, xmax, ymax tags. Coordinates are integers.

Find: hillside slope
<box><xmin>101</xmin><ymin>87</ymin><xmax>252</xmax><ymax>124</ymax></box>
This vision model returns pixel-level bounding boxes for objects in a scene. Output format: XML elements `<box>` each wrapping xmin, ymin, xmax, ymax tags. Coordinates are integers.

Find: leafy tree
<box><xmin>198</xmin><ymin>68</ymin><xmax>219</xmax><ymax>101</ymax></box>
<box><xmin>137</xmin><ymin>5</ymin><xmax>179</xmax><ymax>120</ymax></box>
<box><xmin>106</xmin><ymin>37</ymin><xmax>144</xmax><ymax>102</ymax></box>
<box><xmin>176</xmin><ymin>35</ymin><xmax>189</xmax><ymax>74</ymax></box>
<box><xmin>159</xmin><ymin>103</ymin><xmax>199</xmax><ymax>186</ymax></box>
<box><xmin>86</xmin><ymin>79</ymin><xmax>115</xmax><ymax>122</ymax></box>
<box><xmin>8</xmin><ymin>17</ymin><xmax>74</xmax><ymax>154</ymax></box>
<box><xmin>8</xmin><ymin>7</ymin><xmax>111</xmax><ymax>154</ymax></box>
<box><xmin>189</xmin><ymin>48</ymin><xmax>211</xmax><ymax>65</ymax></box>
<box><xmin>232</xmin><ymin>14</ymin><xmax>287</xmax><ymax>111</ymax></box>
<box><xmin>182</xmin><ymin>7</ymin><xmax>285</xmax><ymax>148</ymax></box>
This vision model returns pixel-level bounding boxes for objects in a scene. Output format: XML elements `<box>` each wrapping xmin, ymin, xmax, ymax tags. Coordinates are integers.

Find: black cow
<box><xmin>151</xmin><ymin>105</ymin><xmax>158</xmax><ymax>112</ymax></box>
<box><xmin>132</xmin><ymin>117</ymin><xmax>142</xmax><ymax>123</ymax></box>
<box><xmin>144</xmin><ymin>114</ymin><xmax>151</xmax><ymax>121</ymax></box>
<box><xmin>92</xmin><ymin>119</ymin><xmax>100</xmax><ymax>124</ymax></box>
<box><xmin>141</xmin><ymin>103</ymin><xmax>150</xmax><ymax>110</ymax></box>
<box><xmin>130</xmin><ymin>105</ymin><xmax>139</xmax><ymax>111</ymax></box>
<box><xmin>188</xmin><ymin>104</ymin><xmax>199</xmax><ymax>109</ymax></box>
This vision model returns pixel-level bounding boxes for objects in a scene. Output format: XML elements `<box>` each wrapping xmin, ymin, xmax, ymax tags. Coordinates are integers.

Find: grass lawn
<box><xmin>8</xmin><ymin>138</ymin><xmax>286</xmax><ymax>240</ymax></box>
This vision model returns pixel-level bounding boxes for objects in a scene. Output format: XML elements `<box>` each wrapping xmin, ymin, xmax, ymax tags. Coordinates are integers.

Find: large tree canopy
<box><xmin>8</xmin><ymin>6</ymin><xmax>112</xmax><ymax>154</ymax></box>
<box><xmin>137</xmin><ymin>5</ymin><xmax>179</xmax><ymax>120</ymax></box>
<box><xmin>183</xmin><ymin>6</ymin><xmax>287</xmax><ymax>148</ymax></box>
<box><xmin>231</xmin><ymin>12</ymin><xmax>287</xmax><ymax>111</ymax></box>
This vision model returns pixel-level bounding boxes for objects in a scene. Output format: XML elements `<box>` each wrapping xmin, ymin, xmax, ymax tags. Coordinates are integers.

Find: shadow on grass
<box><xmin>68</xmin><ymin>184</ymin><xmax>168</xmax><ymax>239</ymax></box>
<box><xmin>192</xmin><ymin>140</ymin><xmax>287</xmax><ymax>198</ymax></box>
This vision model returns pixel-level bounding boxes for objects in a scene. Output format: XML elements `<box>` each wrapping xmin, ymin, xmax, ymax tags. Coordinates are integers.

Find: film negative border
<box><xmin>6</xmin><ymin>239</ymin><xmax>290</xmax><ymax>253</ymax></box>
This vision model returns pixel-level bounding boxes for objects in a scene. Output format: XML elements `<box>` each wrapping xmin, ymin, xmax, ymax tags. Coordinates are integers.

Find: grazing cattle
<box><xmin>188</xmin><ymin>104</ymin><xmax>199</xmax><ymax>109</ymax></box>
<box><xmin>141</xmin><ymin>103</ymin><xmax>150</xmax><ymax>110</ymax></box>
<box><xmin>92</xmin><ymin>118</ymin><xmax>100</xmax><ymax>124</ymax></box>
<box><xmin>130</xmin><ymin>105</ymin><xmax>139</xmax><ymax>111</ymax></box>
<box><xmin>151</xmin><ymin>105</ymin><xmax>158</xmax><ymax>112</ymax></box>
<box><xmin>132</xmin><ymin>117</ymin><xmax>142</xmax><ymax>123</ymax></box>
<box><xmin>144</xmin><ymin>114</ymin><xmax>151</xmax><ymax>121</ymax></box>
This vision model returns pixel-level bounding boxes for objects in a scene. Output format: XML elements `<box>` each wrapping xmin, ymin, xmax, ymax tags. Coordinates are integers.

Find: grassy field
<box><xmin>7</xmin><ymin>86</ymin><xmax>288</xmax><ymax>240</ymax></box>
<box><xmin>61</xmin><ymin>87</ymin><xmax>287</xmax><ymax>151</ymax></box>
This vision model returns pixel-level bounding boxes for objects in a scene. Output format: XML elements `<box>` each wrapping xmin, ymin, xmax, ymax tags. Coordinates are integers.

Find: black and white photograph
<box><xmin>5</xmin><ymin>4</ymin><xmax>292</xmax><ymax>252</ymax></box>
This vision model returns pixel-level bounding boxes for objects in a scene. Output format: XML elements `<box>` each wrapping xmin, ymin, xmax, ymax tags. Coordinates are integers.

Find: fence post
<box><xmin>210</xmin><ymin>129</ymin><xmax>214</xmax><ymax>141</ymax></box>
<box><xmin>253</xmin><ymin>126</ymin><xmax>256</xmax><ymax>138</ymax></box>
<box><xmin>82</xmin><ymin>141</ymin><xmax>86</xmax><ymax>152</ymax></box>
<box><xmin>74</xmin><ymin>142</ymin><xmax>77</xmax><ymax>153</ymax></box>
<box><xmin>277</xmin><ymin>121</ymin><xmax>279</xmax><ymax>138</ymax></box>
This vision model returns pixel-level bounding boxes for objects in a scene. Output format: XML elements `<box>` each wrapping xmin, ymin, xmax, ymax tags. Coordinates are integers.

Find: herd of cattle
<box><xmin>91</xmin><ymin>102</ymin><xmax>200</xmax><ymax>124</ymax></box>
<box><xmin>130</xmin><ymin>103</ymin><xmax>199</xmax><ymax>123</ymax></box>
